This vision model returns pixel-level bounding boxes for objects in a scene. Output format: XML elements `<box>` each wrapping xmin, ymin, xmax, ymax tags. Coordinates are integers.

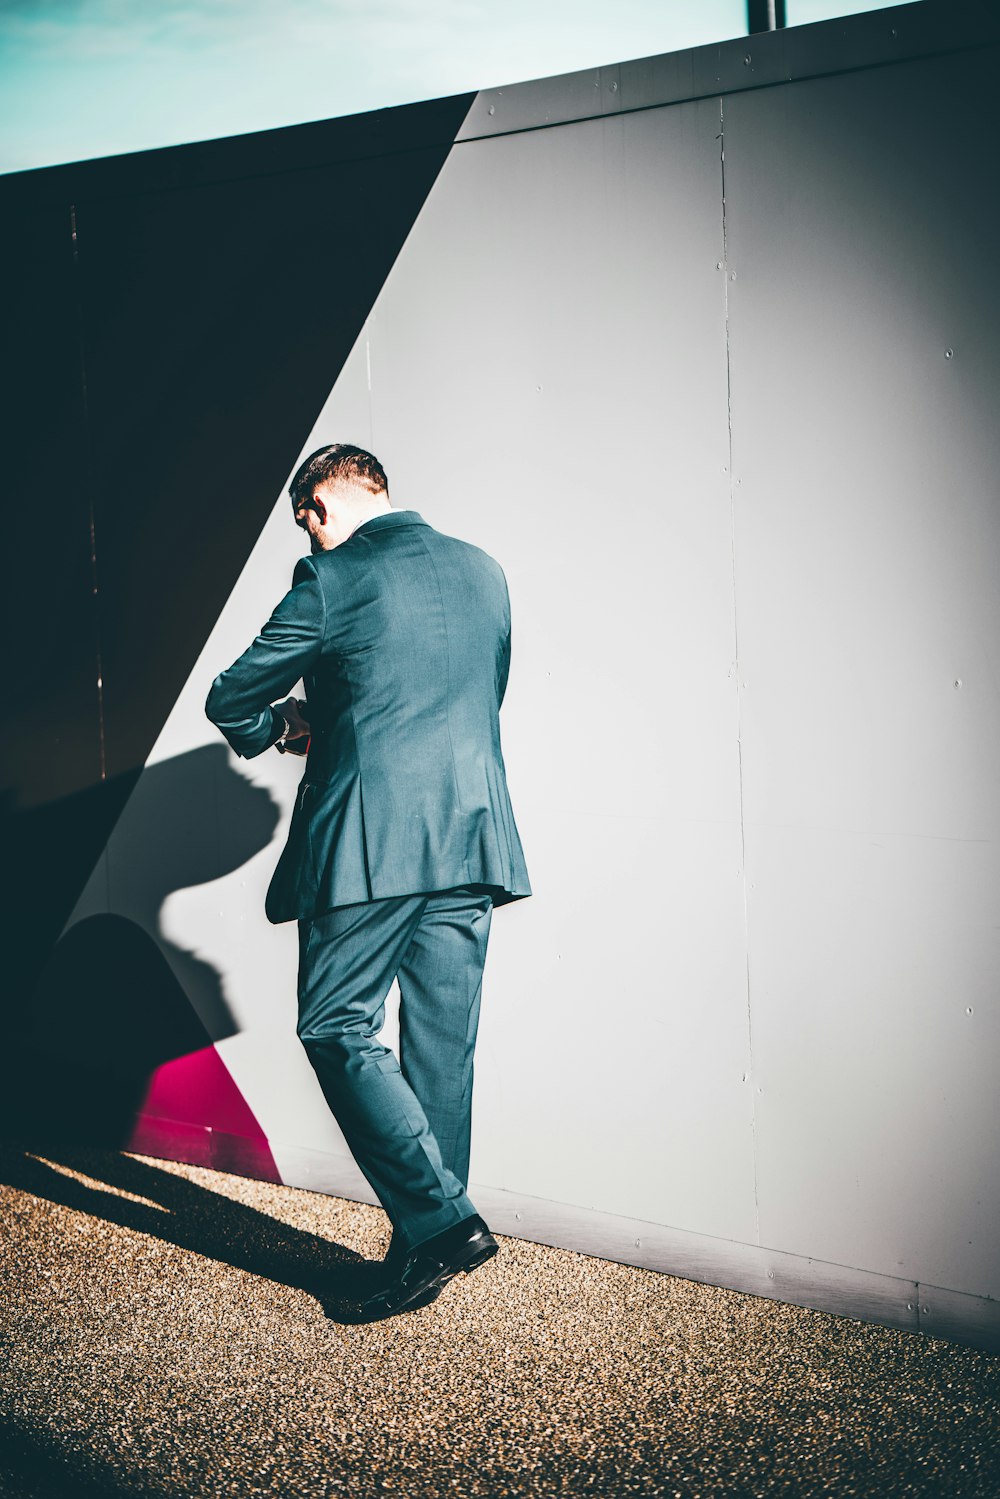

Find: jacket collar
<box><xmin>349</xmin><ymin>509</ymin><xmax>427</xmax><ymax>538</ymax></box>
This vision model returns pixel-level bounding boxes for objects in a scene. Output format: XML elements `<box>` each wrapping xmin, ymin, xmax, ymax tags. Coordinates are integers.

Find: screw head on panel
<box><xmin>744</xmin><ymin>55</ymin><xmax>752</xmax><ymax>65</ymax></box>
<box><xmin>488</xmin><ymin>106</ymin><xmax>495</xmax><ymax>116</ymax></box>
<box><xmin>945</xmin><ymin>348</ymin><xmax>954</xmax><ymax>359</ymax></box>
<box><xmin>954</xmin><ymin>678</ymin><xmax>963</xmax><ymax>688</ymax></box>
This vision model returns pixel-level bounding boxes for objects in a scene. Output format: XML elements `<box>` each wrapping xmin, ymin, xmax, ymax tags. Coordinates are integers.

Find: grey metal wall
<box><xmin>721</xmin><ymin>44</ymin><xmax>1000</xmax><ymax>1312</ymax></box>
<box><xmin>65</xmin><ymin>5</ymin><xmax>1000</xmax><ymax>1350</ymax></box>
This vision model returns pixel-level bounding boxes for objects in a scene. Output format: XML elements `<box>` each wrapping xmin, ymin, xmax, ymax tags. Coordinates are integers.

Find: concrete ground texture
<box><xmin>1</xmin><ymin>1140</ymin><xmax>998</xmax><ymax>1498</ymax></box>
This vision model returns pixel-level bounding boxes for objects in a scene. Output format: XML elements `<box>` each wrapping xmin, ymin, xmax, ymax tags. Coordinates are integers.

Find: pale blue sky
<box><xmin>0</xmin><ymin>0</ymin><xmax>903</xmax><ymax>175</ymax></box>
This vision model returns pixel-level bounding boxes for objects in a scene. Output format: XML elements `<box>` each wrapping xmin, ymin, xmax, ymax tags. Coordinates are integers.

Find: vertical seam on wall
<box><xmin>70</xmin><ymin>204</ymin><xmax>106</xmax><ymax>788</ymax></box>
<box><xmin>70</xmin><ymin>203</ymin><xmax>111</xmax><ymax>913</ymax></box>
<box><xmin>720</xmin><ymin>98</ymin><xmax>761</xmax><ymax>1247</ymax></box>
<box><xmin>365</xmin><ymin>322</ymin><xmax>376</xmax><ymax>450</ymax></box>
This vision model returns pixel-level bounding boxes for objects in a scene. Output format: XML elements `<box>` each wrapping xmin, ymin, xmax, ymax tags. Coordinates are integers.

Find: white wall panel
<box><xmin>722</xmin><ymin>50</ymin><xmax>1000</xmax><ymax>1296</ymax></box>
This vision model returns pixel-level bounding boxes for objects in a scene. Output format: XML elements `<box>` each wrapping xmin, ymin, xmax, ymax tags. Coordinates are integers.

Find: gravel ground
<box><xmin>1</xmin><ymin>1138</ymin><xmax>998</xmax><ymax>1499</ymax></box>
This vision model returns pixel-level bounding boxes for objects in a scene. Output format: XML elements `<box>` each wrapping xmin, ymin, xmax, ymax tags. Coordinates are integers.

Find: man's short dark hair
<box><xmin>289</xmin><ymin>444</ymin><xmax>388</xmax><ymax>506</ymax></box>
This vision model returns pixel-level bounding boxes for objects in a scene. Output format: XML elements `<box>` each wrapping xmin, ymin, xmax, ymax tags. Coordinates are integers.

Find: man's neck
<box><xmin>346</xmin><ymin>499</ymin><xmax>392</xmax><ymax>534</ymax></box>
<box><xmin>316</xmin><ymin>496</ymin><xmax>393</xmax><ymax>550</ymax></box>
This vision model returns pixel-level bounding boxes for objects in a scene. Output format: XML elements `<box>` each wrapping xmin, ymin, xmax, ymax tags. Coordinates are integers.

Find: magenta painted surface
<box><xmin>127</xmin><ymin>1045</ymin><xmax>281</xmax><ymax>1183</ymax></box>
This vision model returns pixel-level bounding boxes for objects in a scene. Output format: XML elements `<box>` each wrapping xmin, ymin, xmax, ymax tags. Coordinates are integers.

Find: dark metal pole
<box><xmin>747</xmin><ymin>0</ymin><xmax>787</xmax><ymax>31</ymax></box>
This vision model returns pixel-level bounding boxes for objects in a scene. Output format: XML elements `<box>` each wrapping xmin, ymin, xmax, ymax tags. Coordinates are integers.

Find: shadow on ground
<box><xmin>0</xmin><ymin>1136</ymin><xmax>387</xmax><ymax>1322</ymax></box>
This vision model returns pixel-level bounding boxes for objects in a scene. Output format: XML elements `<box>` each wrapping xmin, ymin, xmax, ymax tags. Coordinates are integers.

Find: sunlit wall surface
<box><xmin>2</xmin><ymin>1</ymin><xmax>998</xmax><ymax>1353</ymax></box>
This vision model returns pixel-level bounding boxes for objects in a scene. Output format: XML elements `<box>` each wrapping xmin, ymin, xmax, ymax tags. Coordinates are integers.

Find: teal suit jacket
<box><xmin>205</xmin><ymin>509</ymin><xmax>532</xmax><ymax>922</ymax></box>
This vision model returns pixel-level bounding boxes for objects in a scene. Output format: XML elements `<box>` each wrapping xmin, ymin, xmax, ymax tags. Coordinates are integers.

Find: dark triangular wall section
<box><xmin>0</xmin><ymin>92</ymin><xmax>476</xmax><ymax>1017</ymax></box>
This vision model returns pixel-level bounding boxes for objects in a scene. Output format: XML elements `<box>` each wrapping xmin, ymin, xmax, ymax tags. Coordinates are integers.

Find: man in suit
<box><xmin>205</xmin><ymin>442</ymin><xmax>531</xmax><ymax>1319</ymax></box>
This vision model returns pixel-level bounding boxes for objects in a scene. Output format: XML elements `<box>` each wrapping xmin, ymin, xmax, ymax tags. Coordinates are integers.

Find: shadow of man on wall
<box><xmin>0</xmin><ymin>742</ymin><xmax>394</xmax><ymax>1324</ymax></box>
<box><xmin>0</xmin><ymin>742</ymin><xmax>280</xmax><ymax>1147</ymax></box>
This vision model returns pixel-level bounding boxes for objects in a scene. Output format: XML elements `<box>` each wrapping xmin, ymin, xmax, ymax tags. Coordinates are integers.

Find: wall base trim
<box><xmin>255</xmin><ymin>1137</ymin><xmax>1000</xmax><ymax>1357</ymax></box>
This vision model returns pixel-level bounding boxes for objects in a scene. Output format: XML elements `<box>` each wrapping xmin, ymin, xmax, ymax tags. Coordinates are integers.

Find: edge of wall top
<box><xmin>456</xmin><ymin>0</ymin><xmax>1000</xmax><ymax>143</ymax></box>
<box><xmin>4</xmin><ymin>2</ymin><xmax>995</xmax><ymax>204</ymax></box>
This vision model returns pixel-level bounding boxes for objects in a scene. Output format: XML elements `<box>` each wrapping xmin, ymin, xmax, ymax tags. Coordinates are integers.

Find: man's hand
<box><xmin>276</xmin><ymin>697</ymin><xmax>310</xmax><ymax>737</ymax></box>
<box><xmin>274</xmin><ymin>697</ymin><xmax>311</xmax><ymax>754</ymax></box>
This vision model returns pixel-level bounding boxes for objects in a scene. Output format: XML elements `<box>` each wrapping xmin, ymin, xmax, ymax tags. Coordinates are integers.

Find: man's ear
<box><xmin>312</xmin><ymin>495</ymin><xmax>328</xmax><ymax>525</ymax></box>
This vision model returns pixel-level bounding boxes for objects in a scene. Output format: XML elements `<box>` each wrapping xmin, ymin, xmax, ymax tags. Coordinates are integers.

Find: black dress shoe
<box><xmin>372</xmin><ymin>1238</ymin><xmax>441</xmax><ymax>1311</ymax></box>
<box><xmin>399</xmin><ymin>1283</ymin><xmax>443</xmax><ymax>1311</ymax></box>
<box><xmin>360</xmin><ymin>1213</ymin><xmax>498</xmax><ymax>1319</ymax></box>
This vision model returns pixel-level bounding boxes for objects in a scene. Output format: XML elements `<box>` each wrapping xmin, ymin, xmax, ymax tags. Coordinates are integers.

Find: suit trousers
<box><xmin>296</xmin><ymin>883</ymin><xmax>495</xmax><ymax>1255</ymax></box>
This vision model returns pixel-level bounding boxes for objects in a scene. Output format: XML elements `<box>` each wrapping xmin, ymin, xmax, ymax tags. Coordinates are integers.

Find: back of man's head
<box><xmin>289</xmin><ymin>444</ymin><xmax>388</xmax><ymax>507</ymax></box>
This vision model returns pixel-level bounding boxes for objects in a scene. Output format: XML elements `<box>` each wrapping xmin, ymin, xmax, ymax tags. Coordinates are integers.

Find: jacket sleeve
<box><xmin>205</xmin><ymin>555</ymin><xmax>326</xmax><ymax>759</ymax></box>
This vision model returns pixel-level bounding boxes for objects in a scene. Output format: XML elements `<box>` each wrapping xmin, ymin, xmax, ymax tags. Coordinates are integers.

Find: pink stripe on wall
<box><xmin>127</xmin><ymin>1045</ymin><xmax>281</xmax><ymax>1183</ymax></box>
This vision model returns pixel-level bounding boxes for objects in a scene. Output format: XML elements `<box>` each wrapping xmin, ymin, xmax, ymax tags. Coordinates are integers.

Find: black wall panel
<box><xmin>0</xmin><ymin>202</ymin><xmax>108</xmax><ymax>1058</ymax></box>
